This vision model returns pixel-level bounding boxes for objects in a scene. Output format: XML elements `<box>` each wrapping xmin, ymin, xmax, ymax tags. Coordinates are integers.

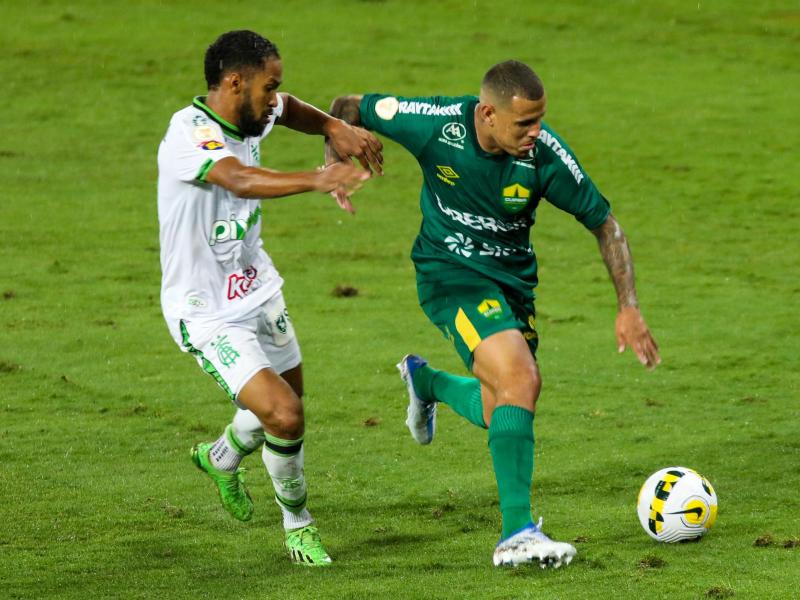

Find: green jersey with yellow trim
<box><xmin>359</xmin><ymin>94</ymin><xmax>610</xmax><ymax>292</ymax></box>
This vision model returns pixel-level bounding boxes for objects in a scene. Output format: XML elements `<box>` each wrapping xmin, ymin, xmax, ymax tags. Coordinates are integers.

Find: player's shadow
<box><xmin>326</xmin><ymin>494</ymin><xmax>497</xmax><ymax>564</ymax></box>
<box><xmin>334</xmin><ymin>531</ymin><xmax>444</xmax><ymax>561</ymax></box>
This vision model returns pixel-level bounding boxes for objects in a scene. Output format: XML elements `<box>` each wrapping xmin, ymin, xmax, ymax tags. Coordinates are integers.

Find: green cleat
<box><xmin>191</xmin><ymin>442</ymin><xmax>253</xmax><ymax>522</ymax></box>
<box><xmin>285</xmin><ymin>525</ymin><xmax>332</xmax><ymax>567</ymax></box>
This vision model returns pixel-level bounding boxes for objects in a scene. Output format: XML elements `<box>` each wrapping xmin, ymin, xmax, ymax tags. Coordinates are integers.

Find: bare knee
<box><xmin>252</xmin><ymin>399</ymin><xmax>304</xmax><ymax>439</ymax></box>
<box><xmin>238</xmin><ymin>369</ymin><xmax>305</xmax><ymax>439</ymax></box>
<box><xmin>473</xmin><ymin>330</ymin><xmax>542</xmax><ymax>415</ymax></box>
<box><xmin>494</xmin><ymin>363</ymin><xmax>541</xmax><ymax>412</ymax></box>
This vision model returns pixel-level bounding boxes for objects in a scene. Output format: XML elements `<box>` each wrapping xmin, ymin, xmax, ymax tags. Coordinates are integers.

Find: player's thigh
<box><xmin>255</xmin><ymin>292</ymin><xmax>303</xmax><ymax>389</ymax></box>
<box><xmin>504</xmin><ymin>287</ymin><xmax>539</xmax><ymax>359</ymax></box>
<box><xmin>179</xmin><ymin>317</ymin><xmax>303</xmax><ymax>437</ymax></box>
<box><xmin>178</xmin><ymin>318</ymin><xmax>272</xmax><ymax>407</ymax></box>
<box><xmin>417</xmin><ymin>276</ymin><xmax>531</xmax><ymax>370</ymax></box>
<box><xmin>472</xmin><ymin>329</ymin><xmax>541</xmax><ymax>412</ymax></box>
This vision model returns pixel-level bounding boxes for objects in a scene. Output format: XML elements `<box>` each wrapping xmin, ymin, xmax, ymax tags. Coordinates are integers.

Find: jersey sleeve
<box><xmin>359</xmin><ymin>94</ymin><xmax>440</xmax><ymax>157</ymax></box>
<box><xmin>169</xmin><ymin>114</ymin><xmax>236</xmax><ymax>183</ymax></box>
<box><xmin>537</xmin><ymin>126</ymin><xmax>610</xmax><ymax>230</ymax></box>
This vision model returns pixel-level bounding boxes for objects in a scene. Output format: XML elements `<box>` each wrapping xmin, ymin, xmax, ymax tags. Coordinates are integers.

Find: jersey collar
<box><xmin>192</xmin><ymin>96</ymin><xmax>244</xmax><ymax>142</ymax></box>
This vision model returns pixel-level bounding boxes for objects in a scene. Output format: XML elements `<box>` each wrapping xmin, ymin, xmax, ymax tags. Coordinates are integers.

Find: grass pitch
<box><xmin>2</xmin><ymin>1</ymin><xmax>798</xmax><ymax>598</ymax></box>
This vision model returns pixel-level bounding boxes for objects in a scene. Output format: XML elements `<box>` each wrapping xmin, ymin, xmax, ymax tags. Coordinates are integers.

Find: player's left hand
<box><xmin>326</xmin><ymin>120</ymin><xmax>383</xmax><ymax>175</ymax></box>
<box><xmin>331</xmin><ymin>185</ymin><xmax>355</xmax><ymax>214</ymax></box>
<box><xmin>317</xmin><ymin>163</ymin><xmax>358</xmax><ymax>214</ymax></box>
<box><xmin>616</xmin><ymin>306</ymin><xmax>660</xmax><ymax>368</ymax></box>
<box><xmin>319</xmin><ymin>156</ymin><xmax>357</xmax><ymax>214</ymax></box>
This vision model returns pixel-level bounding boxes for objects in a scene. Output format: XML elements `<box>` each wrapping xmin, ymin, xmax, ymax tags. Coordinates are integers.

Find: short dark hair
<box><xmin>204</xmin><ymin>30</ymin><xmax>280</xmax><ymax>89</ymax></box>
<box><xmin>481</xmin><ymin>60</ymin><xmax>544</xmax><ymax>105</ymax></box>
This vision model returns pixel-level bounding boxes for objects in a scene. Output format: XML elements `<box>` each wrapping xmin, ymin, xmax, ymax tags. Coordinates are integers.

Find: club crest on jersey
<box><xmin>227</xmin><ymin>266</ymin><xmax>259</xmax><ymax>301</ymax></box>
<box><xmin>211</xmin><ymin>334</ymin><xmax>240</xmax><ymax>367</ymax></box>
<box><xmin>199</xmin><ymin>140</ymin><xmax>225</xmax><ymax>150</ymax></box>
<box><xmin>501</xmin><ymin>183</ymin><xmax>530</xmax><ymax>213</ymax></box>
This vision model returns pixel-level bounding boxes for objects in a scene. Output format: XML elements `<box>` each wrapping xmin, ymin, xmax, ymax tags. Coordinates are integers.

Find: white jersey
<box><xmin>157</xmin><ymin>95</ymin><xmax>285</xmax><ymax>342</ymax></box>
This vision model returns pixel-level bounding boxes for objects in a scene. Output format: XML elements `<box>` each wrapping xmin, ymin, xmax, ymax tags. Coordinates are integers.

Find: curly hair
<box><xmin>204</xmin><ymin>30</ymin><xmax>280</xmax><ymax>89</ymax></box>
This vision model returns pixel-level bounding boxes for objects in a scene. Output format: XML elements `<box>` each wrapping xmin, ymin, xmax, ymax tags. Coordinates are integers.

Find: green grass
<box><xmin>2</xmin><ymin>1</ymin><xmax>799</xmax><ymax>598</ymax></box>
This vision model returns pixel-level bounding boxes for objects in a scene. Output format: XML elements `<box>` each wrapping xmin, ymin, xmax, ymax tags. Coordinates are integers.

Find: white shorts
<box><xmin>175</xmin><ymin>292</ymin><xmax>302</xmax><ymax>406</ymax></box>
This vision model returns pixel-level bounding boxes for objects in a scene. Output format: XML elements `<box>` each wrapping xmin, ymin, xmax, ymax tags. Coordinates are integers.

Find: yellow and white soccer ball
<box><xmin>637</xmin><ymin>466</ymin><xmax>718</xmax><ymax>542</ymax></box>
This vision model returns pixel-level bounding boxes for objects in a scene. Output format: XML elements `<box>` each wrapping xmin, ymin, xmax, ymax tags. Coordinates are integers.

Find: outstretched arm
<box><xmin>329</xmin><ymin>95</ymin><xmax>364</xmax><ymax>125</ymax></box>
<box><xmin>205</xmin><ymin>156</ymin><xmax>368</xmax><ymax>199</ymax></box>
<box><xmin>592</xmin><ymin>214</ymin><xmax>661</xmax><ymax>368</ymax></box>
<box><xmin>278</xmin><ymin>93</ymin><xmax>382</xmax><ymax>175</ymax></box>
<box><xmin>326</xmin><ymin>95</ymin><xmax>366</xmax><ymax>162</ymax></box>
<box><xmin>326</xmin><ymin>95</ymin><xmax>370</xmax><ymax>213</ymax></box>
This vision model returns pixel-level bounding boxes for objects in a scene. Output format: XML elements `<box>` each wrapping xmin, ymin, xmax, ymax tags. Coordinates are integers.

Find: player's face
<box><xmin>491</xmin><ymin>95</ymin><xmax>547</xmax><ymax>157</ymax></box>
<box><xmin>238</xmin><ymin>58</ymin><xmax>283</xmax><ymax>137</ymax></box>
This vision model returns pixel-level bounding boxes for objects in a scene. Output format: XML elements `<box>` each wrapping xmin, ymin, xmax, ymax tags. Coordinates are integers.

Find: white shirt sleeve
<box><xmin>168</xmin><ymin>114</ymin><xmax>236</xmax><ymax>182</ymax></box>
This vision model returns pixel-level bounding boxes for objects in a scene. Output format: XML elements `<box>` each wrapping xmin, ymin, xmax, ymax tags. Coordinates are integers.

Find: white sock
<box><xmin>261</xmin><ymin>438</ymin><xmax>313</xmax><ymax>530</ymax></box>
<box><xmin>208</xmin><ymin>412</ymin><xmax>263</xmax><ymax>472</ymax></box>
<box><xmin>283</xmin><ymin>507</ymin><xmax>314</xmax><ymax>530</ymax></box>
<box><xmin>231</xmin><ymin>409</ymin><xmax>266</xmax><ymax>449</ymax></box>
<box><xmin>208</xmin><ymin>427</ymin><xmax>244</xmax><ymax>472</ymax></box>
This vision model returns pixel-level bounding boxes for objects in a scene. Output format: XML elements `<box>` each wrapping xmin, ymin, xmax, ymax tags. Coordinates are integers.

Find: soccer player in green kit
<box><xmin>327</xmin><ymin>61</ymin><xmax>660</xmax><ymax>568</ymax></box>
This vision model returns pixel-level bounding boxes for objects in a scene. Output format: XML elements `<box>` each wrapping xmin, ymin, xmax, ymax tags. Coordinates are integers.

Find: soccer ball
<box><xmin>636</xmin><ymin>466</ymin><xmax>718</xmax><ymax>542</ymax></box>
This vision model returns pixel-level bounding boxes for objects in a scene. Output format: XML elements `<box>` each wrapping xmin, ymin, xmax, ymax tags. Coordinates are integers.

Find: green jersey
<box><xmin>360</xmin><ymin>94</ymin><xmax>610</xmax><ymax>292</ymax></box>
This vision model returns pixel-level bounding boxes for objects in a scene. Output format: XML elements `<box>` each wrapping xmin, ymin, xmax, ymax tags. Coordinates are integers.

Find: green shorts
<box><xmin>416</xmin><ymin>269</ymin><xmax>538</xmax><ymax>370</ymax></box>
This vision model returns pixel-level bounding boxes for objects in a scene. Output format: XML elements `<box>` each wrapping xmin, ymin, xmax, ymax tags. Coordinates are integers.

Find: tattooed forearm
<box><xmin>329</xmin><ymin>95</ymin><xmax>363</xmax><ymax>125</ymax></box>
<box><xmin>324</xmin><ymin>96</ymin><xmax>363</xmax><ymax>164</ymax></box>
<box><xmin>592</xmin><ymin>214</ymin><xmax>639</xmax><ymax>309</ymax></box>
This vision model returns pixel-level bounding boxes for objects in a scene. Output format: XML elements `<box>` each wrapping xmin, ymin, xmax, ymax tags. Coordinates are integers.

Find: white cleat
<box><xmin>493</xmin><ymin>518</ymin><xmax>577</xmax><ymax>569</ymax></box>
<box><xmin>396</xmin><ymin>354</ymin><xmax>437</xmax><ymax>445</ymax></box>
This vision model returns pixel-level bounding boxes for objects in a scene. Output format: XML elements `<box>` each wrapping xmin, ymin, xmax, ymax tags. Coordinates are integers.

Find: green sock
<box><xmin>413</xmin><ymin>365</ymin><xmax>486</xmax><ymax>428</ymax></box>
<box><xmin>488</xmin><ymin>405</ymin><xmax>534</xmax><ymax>539</ymax></box>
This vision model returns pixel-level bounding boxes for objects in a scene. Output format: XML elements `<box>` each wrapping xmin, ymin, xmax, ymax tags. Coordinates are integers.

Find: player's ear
<box><xmin>478</xmin><ymin>103</ymin><xmax>496</xmax><ymax>126</ymax></box>
<box><xmin>227</xmin><ymin>72</ymin><xmax>243</xmax><ymax>94</ymax></box>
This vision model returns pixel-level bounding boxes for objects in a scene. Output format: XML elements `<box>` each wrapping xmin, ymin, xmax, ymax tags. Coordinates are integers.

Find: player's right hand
<box><xmin>326</xmin><ymin>120</ymin><xmax>384</xmax><ymax>176</ymax></box>
<box><xmin>615</xmin><ymin>306</ymin><xmax>661</xmax><ymax>369</ymax></box>
<box><xmin>331</xmin><ymin>186</ymin><xmax>356</xmax><ymax>214</ymax></box>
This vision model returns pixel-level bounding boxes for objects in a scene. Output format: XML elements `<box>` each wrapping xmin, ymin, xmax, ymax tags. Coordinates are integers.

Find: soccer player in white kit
<box><xmin>157</xmin><ymin>30</ymin><xmax>382</xmax><ymax>566</ymax></box>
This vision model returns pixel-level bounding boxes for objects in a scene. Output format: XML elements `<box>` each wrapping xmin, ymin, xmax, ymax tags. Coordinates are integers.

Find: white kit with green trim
<box><xmin>157</xmin><ymin>94</ymin><xmax>285</xmax><ymax>346</ymax></box>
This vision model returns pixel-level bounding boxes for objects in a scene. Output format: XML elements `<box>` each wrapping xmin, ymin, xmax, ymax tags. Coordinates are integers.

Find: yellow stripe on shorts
<box><xmin>455</xmin><ymin>308</ymin><xmax>481</xmax><ymax>352</ymax></box>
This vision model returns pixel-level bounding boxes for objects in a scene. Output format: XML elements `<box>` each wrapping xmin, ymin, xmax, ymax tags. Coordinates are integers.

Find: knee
<box><xmin>495</xmin><ymin>364</ymin><xmax>541</xmax><ymax>411</ymax></box>
<box><xmin>251</xmin><ymin>400</ymin><xmax>305</xmax><ymax>440</ymax></box>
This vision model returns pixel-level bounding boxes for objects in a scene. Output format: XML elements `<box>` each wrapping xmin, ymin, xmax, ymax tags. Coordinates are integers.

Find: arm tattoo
<box><xmin>329</xmin><ymin>96</ymin><xmax>362</xmax><ymax>125</ymax></box>
<box><xmin>325</xmin><ymin>96</ymin><xmax>363</xmax><ymax>164</ymax></box>
<box><xmin>593</xmin><ymin>215</ymin><xmax>639</xmax><ymax>309</ymax></box>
